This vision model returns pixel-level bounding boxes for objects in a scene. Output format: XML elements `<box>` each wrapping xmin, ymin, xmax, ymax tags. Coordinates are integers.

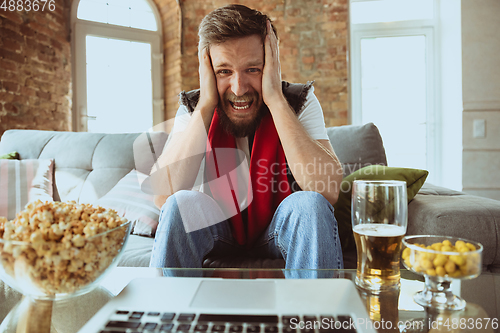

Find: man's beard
<box><xmin>216</xmin><ymin>94</ymin><xmax>268</xmax><ymax>138</ymax></box>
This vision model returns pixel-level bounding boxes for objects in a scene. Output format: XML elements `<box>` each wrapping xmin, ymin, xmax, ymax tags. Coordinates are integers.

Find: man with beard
<box><xmin>149</xmin><ymin>4</ymin><xmax>344</xmax><ymax>270</ymax></box>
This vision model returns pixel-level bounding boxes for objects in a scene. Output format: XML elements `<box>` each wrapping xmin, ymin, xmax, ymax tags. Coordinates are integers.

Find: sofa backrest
<box><xmin>326</xmin><ymin>122</ymin><xmax>387</xmax><ymax>176</ymax></box>
<box><xmin>0</xmin><ymin>130</ymin><xmax>168</xmax><ymax>203</ymax></box>
<box><xmin>0</xmin><ymin>123</ymin><xmax>386</xmax><ymax>202</ymax></box>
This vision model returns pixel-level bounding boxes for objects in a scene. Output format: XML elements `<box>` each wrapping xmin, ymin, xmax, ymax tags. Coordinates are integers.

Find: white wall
<box><xmin>462</xmin><ymin>0</ymin><xmax>500</xmax><ymax>200</ymax></box>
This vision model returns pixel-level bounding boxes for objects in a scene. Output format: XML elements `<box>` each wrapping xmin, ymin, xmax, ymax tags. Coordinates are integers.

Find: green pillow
<box><xmin>333</xmin><ymin>165</ymin><xmax>429</xmax><ymax>251</ymax></box>
<box><xmin>0</xmin><ymin>151</ymin><xmax>19</xmax><ymax>160</ymax></box>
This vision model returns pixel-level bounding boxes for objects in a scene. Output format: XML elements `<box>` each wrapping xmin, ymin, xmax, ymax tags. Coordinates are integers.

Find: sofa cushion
<box><xmin>95</xmin><ymin>170</ymin><xmax>160</xmax><ymax>236</ymax></box>
<box><xmin>327</xmin><ymin>123</ymin><xmax>387</xmax><ymax>176</ymax></box>
<box><xmin>0</xmin><ymin>159</ymin><xmax>54</xmax><ymax>220</ymax></box>
<box><xmin>118</xmin><ymin>234</ymin><xmax>154</xmax><ymax>267</ymax></box>
<box><xmin>333</xmin><ymin>165</ymin><xmax>428</xmax><ymax>251</ymax></box>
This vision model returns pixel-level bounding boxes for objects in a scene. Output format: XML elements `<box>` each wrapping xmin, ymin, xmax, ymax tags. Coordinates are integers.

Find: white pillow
<box><xmin>0</xmin><ymin>159</ymin><xmax>54</xmax><ymax>220</ymax></box>
<box><xmin>95</xmin><ymin>170</ymin><xmax>159</xmax><ymax>236</ymax></box>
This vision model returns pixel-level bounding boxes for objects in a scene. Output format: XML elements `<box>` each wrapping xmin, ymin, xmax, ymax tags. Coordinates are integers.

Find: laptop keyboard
<box><xmin>100</xmin><ymin>312</ymin><xmax>358</xmax><ymax>333</ymax></box>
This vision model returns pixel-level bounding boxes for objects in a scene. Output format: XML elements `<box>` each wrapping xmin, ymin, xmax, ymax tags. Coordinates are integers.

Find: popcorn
<box><xmin>0</xmin><ymin>200</ymin><xmax>129</xmax><ymax>296</ymax></box>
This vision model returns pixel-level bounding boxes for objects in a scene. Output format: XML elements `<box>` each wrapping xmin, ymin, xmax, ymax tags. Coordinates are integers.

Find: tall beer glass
<box><xmin>352</xmin><ymin>180</ymin><xmax>407</xmax><ymax>292</ymax></box>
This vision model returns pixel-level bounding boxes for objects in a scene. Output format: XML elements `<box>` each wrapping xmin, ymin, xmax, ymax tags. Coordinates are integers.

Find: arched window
<box><xmin>71</xmin><ymin>0</ymin><xmax>163</xmax><ymax>133</ymax></box>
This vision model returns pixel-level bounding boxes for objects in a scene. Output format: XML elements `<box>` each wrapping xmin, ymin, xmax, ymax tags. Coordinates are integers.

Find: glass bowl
<box><xmin>402</xmin><ymin>235</ymin><xmax>483</xmax><ymax>311</ymax></box>
<box><xmin>0</xmin><ymin>201</ymin><xmax>131</xmax><ymax>300</ymax></box>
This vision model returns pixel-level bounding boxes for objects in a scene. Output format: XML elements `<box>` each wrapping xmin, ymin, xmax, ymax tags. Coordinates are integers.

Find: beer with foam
<box><xmin>352</xmin><ymin>180</ymin><xmax>407</xmax><ymax>291</ymax></box>
<box><xmin>353</xmin><ymin>224</ymin><xmax>406</xmax><ymax>291</ymax></box>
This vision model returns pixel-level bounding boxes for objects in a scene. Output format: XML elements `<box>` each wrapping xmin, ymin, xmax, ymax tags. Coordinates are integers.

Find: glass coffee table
<box><xmin>0</xmin><ymin>268</ymin><xmax>499</xmax><ymax>333</ymax></box>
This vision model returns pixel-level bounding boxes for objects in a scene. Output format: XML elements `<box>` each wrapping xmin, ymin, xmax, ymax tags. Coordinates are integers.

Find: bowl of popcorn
<box><xmin>402</xmin><ymin>235</ymin><xmax>483</xmax><ymax>311</ymax></box>
<box><xmin>0</xmin><ymin>200</ymin><xmax>131</xmax><ymax>300</ymax></box>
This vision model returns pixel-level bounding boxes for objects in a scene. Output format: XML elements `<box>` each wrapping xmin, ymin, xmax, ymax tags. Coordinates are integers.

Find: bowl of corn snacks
<box><xmin>402</xmin><ymin>235</ymin><xmax>483</xmax><ymax>311</ymax></box>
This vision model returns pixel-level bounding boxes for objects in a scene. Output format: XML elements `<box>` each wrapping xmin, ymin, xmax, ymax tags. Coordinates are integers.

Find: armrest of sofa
<box><xmin>408</xmin><ymin>183</ymin><xmax>500</xmax><ymax>272</ymax></box>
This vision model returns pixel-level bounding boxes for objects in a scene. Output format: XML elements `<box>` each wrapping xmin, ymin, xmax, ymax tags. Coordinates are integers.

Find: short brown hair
<box><xmin>198</xmin><ymin>4</ymin><xmax>277</xmax><ymax>53</ymax></box>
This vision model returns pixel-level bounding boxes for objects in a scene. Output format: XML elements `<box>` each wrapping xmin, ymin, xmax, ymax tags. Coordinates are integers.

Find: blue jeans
<box><xmin>150</xmin><ymin>190</ymin><xmax>343</xmax><ymax>271</ymax></box>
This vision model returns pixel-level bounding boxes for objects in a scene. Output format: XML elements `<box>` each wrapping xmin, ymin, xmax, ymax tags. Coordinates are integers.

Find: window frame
<box><xmin>350</xmin><ymin>2</ymin><xmax>442</xmax><ymax>185</ymax></box>
<box><xmin>71</xmin><ymin>0</ymin><xmax>164</xmax><ymax>132</ymax></box>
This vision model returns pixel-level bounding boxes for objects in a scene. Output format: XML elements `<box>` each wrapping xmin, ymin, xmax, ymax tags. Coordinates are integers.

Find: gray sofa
<box><xmin>1</xmin><ymin>124</ymin><xmax>500</xmax><ymax>272</ymax></box>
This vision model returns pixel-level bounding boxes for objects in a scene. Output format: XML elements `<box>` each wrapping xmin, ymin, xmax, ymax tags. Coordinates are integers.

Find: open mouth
<box><xmin>229</xmin><ymin>100</ymin><xmax>253</xmax><ymax>110</ymax></box>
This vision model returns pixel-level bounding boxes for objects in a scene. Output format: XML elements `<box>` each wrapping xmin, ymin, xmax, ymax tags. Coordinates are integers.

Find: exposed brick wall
<box><xmin>0</xmin><ymin>0</ymin><xmax>348</xmax><ymax>137</ymax></box>
<box><xmin>0</xmin><ymin>0</ymin><xmax>72</xmax><ymax>137</ymax></box>
<box><xmin>279</xmin><ymin>0</ymin><xmax>349</xmax><ymax>127</ymax></box>
<box><xmin>155</xmin><ymin>0</ymin><xmax>349</xmax><ymax>127</ymax></box>
<box><xmin>154</xmin><ymin>0</ymin><xmax>182</xmax><ymax>124</ymax></box>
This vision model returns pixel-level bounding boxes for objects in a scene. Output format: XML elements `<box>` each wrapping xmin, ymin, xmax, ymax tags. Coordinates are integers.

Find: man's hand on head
<box><xmin>262</xmin><ymin>20</ymin><xmax>286</xmax><ymax>110</ymax></box>
<box><xmin>197</xmin><ymin>48</ymin><xmax>219</xmax><ymax>116</ymax></box>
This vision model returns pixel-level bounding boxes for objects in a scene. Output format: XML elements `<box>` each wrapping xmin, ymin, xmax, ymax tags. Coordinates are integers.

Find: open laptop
<box><xmin>79</xmin><ymin>277</ymin><xmax>376</xmax><ymax>333</ymax></box>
